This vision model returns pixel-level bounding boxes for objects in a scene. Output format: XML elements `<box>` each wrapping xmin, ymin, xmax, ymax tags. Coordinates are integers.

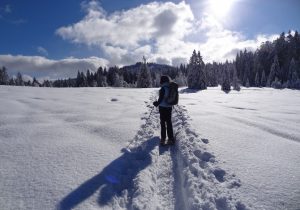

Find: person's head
<box><xmin>160</xmin><ymin>75</ymin><xmax>170</xmax><ymax>85</ymax></box>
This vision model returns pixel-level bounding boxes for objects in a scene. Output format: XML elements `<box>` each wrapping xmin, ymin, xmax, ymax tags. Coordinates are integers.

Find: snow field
<box><xmin>180</xmin><ymin>87</ymin><xmax>300</xmax><ymax>210</ymax></box>
<box><xmin>1</xmin><ymin>86</ymin><xmax>299</xmax><ymax>210</ymax></box>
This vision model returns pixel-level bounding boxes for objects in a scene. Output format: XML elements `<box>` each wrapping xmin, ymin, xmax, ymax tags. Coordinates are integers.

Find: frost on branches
<box><xmin>137</xmin><ymin>57</ymin><xmax>152</xmax><ymax>88</ymax></box>
<box><xmin>187</xmin><ymin>50</ymin><xmax>207</xmax><ymax>90</ymax></box>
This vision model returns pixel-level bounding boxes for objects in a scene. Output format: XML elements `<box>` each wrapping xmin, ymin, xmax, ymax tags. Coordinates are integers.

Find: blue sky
<box><xmin>0</xmin><ymin>0</ymin><xmax>299</xmax><ymax>79</ymax></box>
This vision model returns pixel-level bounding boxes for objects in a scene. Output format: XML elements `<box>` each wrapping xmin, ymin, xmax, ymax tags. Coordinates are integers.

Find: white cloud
<box><xmin>1</xmin><ymin>1</ymin><xmax>281</xmax><ymax>80</ymax></box>
<box><xmin>0</xmin><ymin>54</ymin><xmax>109</xmax><ymax>80</ymax></box>
<box><xmin>37</xmin><ymin>46</ymin><xmax>49</xmax><ymax>56</ymax></box>
<box><xmin>55</xmin><ymin>0</ymin><xmax>279</xmax><ymax>66</ymax></box>
<box><xmin>56</xmin><ymin>0</ymin><xmax>194</xmax><ymax>66</ymax></box>
<box><xmin>198</xmin><ymin>15</ymin><xmax>279</xmax><ymax>62</ymax></box>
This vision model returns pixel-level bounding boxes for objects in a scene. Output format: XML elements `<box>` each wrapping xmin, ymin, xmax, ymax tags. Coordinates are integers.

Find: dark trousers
<box><xmin>159</xmin><ymin>106</ymin><xmax>174</xmax><ymax>140</ymax></box>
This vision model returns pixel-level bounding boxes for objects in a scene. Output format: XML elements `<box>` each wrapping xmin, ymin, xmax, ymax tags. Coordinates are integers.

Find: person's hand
<box><xmin>153</xmin><ymin>101</ymin><xmax>159</xmax><ymax>107</ymax></box>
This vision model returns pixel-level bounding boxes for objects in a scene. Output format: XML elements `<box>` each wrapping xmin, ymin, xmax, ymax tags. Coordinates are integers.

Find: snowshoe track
<box><xmin>112</xmin><ymin>92</ymin><xmax>247</xmax><ymax>210</ymax></box>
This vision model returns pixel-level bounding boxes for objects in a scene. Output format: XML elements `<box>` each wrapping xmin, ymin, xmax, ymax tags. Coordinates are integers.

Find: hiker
<box><xmin>153</xmin><ymin>75</ymin><xmax>175</xmax><ymax>145</ymax></box>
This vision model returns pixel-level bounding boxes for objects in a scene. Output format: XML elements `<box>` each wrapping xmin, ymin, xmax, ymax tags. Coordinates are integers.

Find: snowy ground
<box><xmin>180</xmin><ymin>87</ymin><xmax>300</xmax><ymax>210</ymax></box>
<box><xmin>0</xmin><ymin>86</ymin><xmax>299</xmax><ymax>210</ymax></box>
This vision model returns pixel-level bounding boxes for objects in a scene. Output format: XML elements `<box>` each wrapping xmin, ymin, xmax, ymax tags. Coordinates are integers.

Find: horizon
<box><xmin>0</xmin><ymin>0</ymin><xmax>299</xmax><ymax>80</ymax></box>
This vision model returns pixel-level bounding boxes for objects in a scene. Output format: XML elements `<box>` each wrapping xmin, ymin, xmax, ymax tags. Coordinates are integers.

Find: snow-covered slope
<box><xmin>0</xmin><ymin>86</ymin><xmax>299</xmax><ymax>210</ymax></box>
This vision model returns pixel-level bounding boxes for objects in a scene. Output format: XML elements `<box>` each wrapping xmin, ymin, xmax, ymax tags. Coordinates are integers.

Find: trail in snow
<box><xmin>108</xmin><ymin>91</ymin><xmax>247</xmax><ymax>210</ymax></box>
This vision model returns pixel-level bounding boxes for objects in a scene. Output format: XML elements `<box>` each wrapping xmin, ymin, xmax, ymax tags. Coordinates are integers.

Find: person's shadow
<box><xmin>58</xmin><ymin>137</ymin><xmax>159</xmax><ymax>210</ymax></box>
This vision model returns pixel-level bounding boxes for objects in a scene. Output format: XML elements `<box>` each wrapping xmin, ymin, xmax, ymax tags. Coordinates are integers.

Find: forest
<box><xmin>0</xmin><ymin>31</ymin><xmax>299</xmax><ymax>90</ymax></box>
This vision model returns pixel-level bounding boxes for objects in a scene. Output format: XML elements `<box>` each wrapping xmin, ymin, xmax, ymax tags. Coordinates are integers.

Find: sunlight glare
<box><xmin>208</xmin><ymin>0</ymin><xmax>237</xmax><ymax>18</ymax></box>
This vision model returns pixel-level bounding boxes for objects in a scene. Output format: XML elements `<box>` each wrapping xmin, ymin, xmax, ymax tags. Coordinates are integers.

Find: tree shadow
<box><xmin>58</xmin><ymin>137</ymin><xmax>159</xmax><ymax>210</ymax></box>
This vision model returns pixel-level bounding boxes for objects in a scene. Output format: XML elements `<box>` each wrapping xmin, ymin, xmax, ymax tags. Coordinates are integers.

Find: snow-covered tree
<box><xmin>246</xmin><ymin>78</ymin><xmax>250</xmax><ymax>88</ymax></box>
<box><xmin>175</xmin><ymin>70</ymin><xmax>187</xmax><ymax>87</ymax></box>
<box><xmin>222</xmin><ymin>66</ymin><xmax>231</xmax><ymax>92</ymax></box>
<box><xmin>267</xmin><ymin>55</ymin><xmax>280</xmax><ymax>87</ymax></box>
<box><xmin>271</xmin><ymin>77</ymin><xmax>282</xmax><ymax>89</ymax></box>
<box><xmin>0</xmin><ymin>66</ymin><xmax>9</xmax><ymax>85</ymax></box>
<box><xmin>261</xmin><ymin>70</ymin><xmax>267</xmax><ymax>87</ymax></box>
<box><xmin>16</xmin><ymin>72</ymin><xmax>24</xmax><ymax>86</ymax></box>
<box><xmin>254</xmin><ymin>72</ymin><xmax>260</xmax><ymax>87</ymax></box>
<box><xmin>287</xmin><ymin>58</ymin><xmax>299</xmax><ymax>88</ymax></box>
<box><xmin>137</xmin><ymin>57</ymin><xmax>152</xmax><ymax>88</ymax></box>
<box><xmin>232</xmin><ymin>65</ymin><xmax>240</xmax><ymax>91</ymax></box>
<box><xmin>187</xmin><ymin>50</ymin><xmax>206</xmax><ymax>89</ymax></box>
<box><xmin>113</xmin><ymin>73</ymin><xmax>124</xmax><ymax>87</ymax></box>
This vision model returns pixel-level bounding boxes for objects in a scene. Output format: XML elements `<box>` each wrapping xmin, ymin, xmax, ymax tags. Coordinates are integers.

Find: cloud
<box><xmin>156</xmin><ymin>57</ymin><xmax>171</xmax><ymax>65</ymax></box>
<box><xmin>56</xmin><ymin>0</ymin><xmax>194</xmax><ymax>66</ymax></box>
<box><xmin>37</xmin><ymin>46</ymin><xmax>49</xmax><ymax>56</ymax></box>
<box><xmin>198</xmin><ymin>15</ymin><xmax>279</xmax><ymax>62</ymax></box>
<box><xmin>1</xmin><ymin>1</ymin><xmax>281</xmax><ymax>80</ymax></box>
<box><xmin>0</xmin><ymin>54</ymin><xmax>109</xmax><ymax>80</ymax></box>
<box><xmin>55</xmin><ymin>0</ymin><xmax>279</xmax><ymax>66</ymax></box>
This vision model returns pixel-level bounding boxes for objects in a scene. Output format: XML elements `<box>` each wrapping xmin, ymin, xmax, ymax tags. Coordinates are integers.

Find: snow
<box><xmin>0</xmin><ymin>85</ymin><xmax>299</xmax><ymax>210</ymax></box>
<box><xmin>180</xmin><ymin>87</ymin><xmax>300</xmax><ymax>210</ymax></box>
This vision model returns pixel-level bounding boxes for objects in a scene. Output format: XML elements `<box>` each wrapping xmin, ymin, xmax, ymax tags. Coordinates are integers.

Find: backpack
<box><xmin>167</xmin><ymin>82</ymin><xmax>179</xmax><ymax>105</ymax></box>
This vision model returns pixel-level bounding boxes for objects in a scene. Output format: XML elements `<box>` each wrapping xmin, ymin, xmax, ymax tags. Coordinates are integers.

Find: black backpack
<box><xmin>167</xmin><ymin>82</ymin><xmax>179</xmax><ymax>105</ymax></box>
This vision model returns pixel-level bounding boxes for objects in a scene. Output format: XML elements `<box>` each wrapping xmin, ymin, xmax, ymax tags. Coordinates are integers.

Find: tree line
<box><xmin>1</xmin><ymin>31</ymin><xmax>299</xmax><ymax>91</ymax></box>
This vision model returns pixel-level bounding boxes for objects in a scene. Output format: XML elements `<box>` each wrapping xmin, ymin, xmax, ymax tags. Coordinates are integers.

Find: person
<box><xmin>153</xmin><ymin>75</ymin><xmax>175</xmax><ymax>145</ymax></box>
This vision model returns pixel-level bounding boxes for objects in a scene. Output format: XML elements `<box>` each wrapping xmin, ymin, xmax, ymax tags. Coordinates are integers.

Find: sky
<box><xmin>0</xmin><ymin>0</ymin><xmax>299</xmax><ymax>80</ymax></box>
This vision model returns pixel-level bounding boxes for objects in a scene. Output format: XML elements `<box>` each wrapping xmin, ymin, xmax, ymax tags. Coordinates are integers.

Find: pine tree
<box><xmin>137</xmin><ymin>57</ymin><xmax>152</xmax><ymax>88</ymax></box>
<box><xmin>255</xmin><ymin>72</ymin><xmax>260</xmax><ymax>87</ymax></box>
<box><xmin>261</xmin><ymin>70</ymin><xmax>267</xmax><ymax>87</ymax></box>
<box><xmin>187</xmin><ymin>50</ymin><xmax>206</xmax><ymax>89</ymax></box>
<box><xmin>174</xmin><ymin>70</ymin><xmax>186</xmax><ymax>87</ymax></box>
<box><xmin>76</xmin><ymin>71</ymin><xmax>82</xmax><ymax>87</ymax></box>
<box><xmin>0</xmin><ymin>67</ymin><xmax>9</xmax><ymax>85</ymax></box>
<box><xmin>222</xmin><ymin>66</ymin><xmax>231</xmax><ymax>92</ymax></box>
<box><xmin>267</xmin><ymin>55</ymin><xmax>280</xmax><ymax>87</ymax></box>
<box><xmin>287</xmin><ymin>58</ymin><xmax>299</xmax><ymax>88</ymax></box>
<box><xmin>16</xmin><ymin>72</ymin><xmax>24</xmax><ymax>86</ymax></box>
<box><xmin>246</xmin><ymin>78</ymin><xmax>250</xmax><ymax>88</ymax></box>
<box><xmin>32</xmin><ymin>77</ymin><xmax>40</xmax><ymax>87</ymax></box>
<box><xmin>232</xmin><ymin>65</ymin><xmax>240</xmax><ymax>91</ymax></box>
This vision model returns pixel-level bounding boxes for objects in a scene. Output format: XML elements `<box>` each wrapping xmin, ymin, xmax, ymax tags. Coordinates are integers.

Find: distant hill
<box><xmin>120</xmin><ymin>62</ymin><xmax>178</xmax><ymax>74</ymax></box>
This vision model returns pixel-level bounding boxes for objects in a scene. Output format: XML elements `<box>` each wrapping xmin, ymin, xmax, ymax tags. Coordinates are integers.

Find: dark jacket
<box><xmin>154</xmin><ymin>83</ymin><xmax>171</xmax><ymax>107</ymax></box>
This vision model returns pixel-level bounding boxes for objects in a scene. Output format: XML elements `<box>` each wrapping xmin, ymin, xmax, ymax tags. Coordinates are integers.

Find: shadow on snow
<box><xmin>58</xmin><ymin>137</ymin><xmax>159</xmax><ymax>210</ymax></box>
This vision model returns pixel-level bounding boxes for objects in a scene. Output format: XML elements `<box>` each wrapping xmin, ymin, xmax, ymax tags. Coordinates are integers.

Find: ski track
<box><xmin>107</xmin><ymin>91</ymin><xmax>248</xmax><ymax>210</ymax></box>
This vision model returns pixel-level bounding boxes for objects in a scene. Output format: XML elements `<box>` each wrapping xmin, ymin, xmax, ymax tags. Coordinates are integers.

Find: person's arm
<box><xmin>153</xmin><ymin>88</ymin><xmax>165</xmax><ymax>107</ymax></box>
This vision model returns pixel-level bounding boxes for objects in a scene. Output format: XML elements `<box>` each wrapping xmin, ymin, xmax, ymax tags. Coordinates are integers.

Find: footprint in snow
<box><xmin>111</xmin><ymin>98</ymin><xmax>118</xmax><ymax>102</ymax></box>
<box><xmin>213</xmin><ymin>168</ymin><xmax>226</xmax><ymax>182</ymax></box>
<box><xmin>201</xmin><ymin>138</ymin><xmax>209</xmax><ymax>144</ymax></box>
<box><xmin>193</xmin><ymin>150</ymin><xmax>214</xmax><ymax>162</ymax></box>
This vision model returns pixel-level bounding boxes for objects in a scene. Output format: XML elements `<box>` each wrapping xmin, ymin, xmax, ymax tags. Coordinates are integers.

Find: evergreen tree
<box><xmin>287</xmin><ymin>58</ymin><xmax>299</xmax><ymax>88</ymax></box>
<box><xmin>254</xmin><ymin>72</ymin><xmax>260</xmax><ymax>87</ymax></box>
<box><xmin>261</xmin><ymin>70</ymin><xmax>267</xmax><ymax>87</ymax></box>
<box><xmin>187</xmin><ymin>50</ymin><xmax>206</xmax><ymax>89</ymax></box>
<box><xmin>9</xmin><ymin>78</ymin><xmax>16</xmax><ymax>86</ymax></box>
<box><xmin>246</xmin><ymin>78</ymin><xmax>250</xmax><ymax>88</ymax></box>
<box><xmin>222</xmin><ymin>66</ymin><xmax>231</xmax><ymax>92</ymax></box>
<box><xmin>0</xmin><ymin>67</ymin><xmax>9</xmax><ymax>85</ymax></box>
<box><xmin>232</xmin><ymin>65</ymin><xmax>240</xmax><ymax>91</ymax></box>
<box><xmin>76</xmin><ymin>71</ymin><xmax>82</xmax><ymax>87</ymax></box>
<box><xmin>137</xmin><ymin>57</ymin><xmax>152</xmax><ymax>88</ymax></box>
<box><xmin>32</xmin><ymin>77</ymin><xmax>40</xmax><ymax>87</ymax></box>
<box><xmin>272</xmin><ymin>77</ymin><xmax>282</xmax><ymax>89</ymax></box>
<box><xmin>267</xmin><ymin>55</ymin><xmax>280</xmax><ymax>87</ymax></box>
<box><xmin>174</xmin><ymin>70</ymin><xmax>186</xmax><ymax>87</ymax></box>
<box><xmin>16</xmin><ymin>72</ymin><xmax>24</xmax><ymax>86</ymax></box>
